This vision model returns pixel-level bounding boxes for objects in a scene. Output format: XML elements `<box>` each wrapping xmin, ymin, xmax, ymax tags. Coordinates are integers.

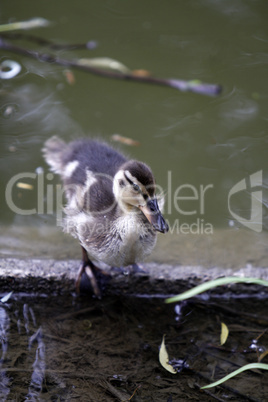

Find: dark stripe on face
<box><xmin>124</xmin><ymin>172</ymin><xmax>134</xmax><ymax>185</ymax></box>
<box><xmin>124</xmin><ymin>171</ymin><xmax>152</xmax><ymax>200</ymax></box>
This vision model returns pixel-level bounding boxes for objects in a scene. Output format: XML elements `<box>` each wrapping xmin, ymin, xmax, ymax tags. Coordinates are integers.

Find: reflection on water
<box><xmin>0</xmin><ymin>1</ymin><xmax>268</xmax><ymax>267</ymax></box>
<box><xmin>0</xmin><ymin>307</ymin><xmax>10</xmax><ymax>399</ymax></box>
<box><xmin>27</xmin><ymin>327</ymin><xmax>46</xmax><ymax>400</ymax></box>
<box><xmin>0</xmin><ymin>301</ymin><xmax>45</xmax><ymax>400</ymax></box>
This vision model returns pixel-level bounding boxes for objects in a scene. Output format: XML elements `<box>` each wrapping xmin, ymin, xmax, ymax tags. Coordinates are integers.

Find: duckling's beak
<box><xmin>139</xmin><ymin>198</ymin><xmax>169</xmax><ymax>233</ymax></box>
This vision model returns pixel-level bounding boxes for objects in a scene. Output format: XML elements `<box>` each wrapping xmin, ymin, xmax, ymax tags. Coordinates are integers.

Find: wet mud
<box><xmin>0</xmin><ymin>292</ymin><xmax>267</xmax><ymax>401</ymax></box>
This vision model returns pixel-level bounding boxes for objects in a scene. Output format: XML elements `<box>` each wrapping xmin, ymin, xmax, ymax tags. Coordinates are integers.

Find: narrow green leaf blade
<box><xmin>165</xmin><ymin>277</ymin><xmax>268</xmax><ymax>303</ymax></box>
<box><xmin>201</xmin><ymin>363</ymin><xmax>268</xmax><ymax>389</ymax></box>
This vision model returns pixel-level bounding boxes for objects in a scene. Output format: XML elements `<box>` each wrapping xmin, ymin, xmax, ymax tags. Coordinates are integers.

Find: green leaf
<box><xmin>201</xmin><ymin>363</ymin><xmax>268</xmax><ymax>389</ymax></box>
<box><xmin>165</xmin><ymin>277</ymin><xmax>268</xmax><ymax>303</ymax></box>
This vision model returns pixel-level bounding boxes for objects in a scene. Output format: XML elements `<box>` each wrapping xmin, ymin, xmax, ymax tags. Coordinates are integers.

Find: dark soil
<box><xmin>0</xmin><ymin>292</ymin><xmax>267</xmax><ymax>401</ymax></box>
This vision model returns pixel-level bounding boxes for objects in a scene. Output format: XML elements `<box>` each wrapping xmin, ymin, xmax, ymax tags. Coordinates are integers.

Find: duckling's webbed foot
<box><xmin>75</xmin><ymin>247</ymin><xmax>103</xmax><ymax>297</ymax></box>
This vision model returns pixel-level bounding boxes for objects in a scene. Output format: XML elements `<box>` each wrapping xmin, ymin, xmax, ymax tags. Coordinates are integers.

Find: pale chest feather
<box><xmin>68</xmin><ymin>212</ymin><xmax>157</xmax><ymax>267</ymax></box>
<box><xmin>105</xmin><ymin>215</ymin><xmax>157</xmax><ymax>266</ymax></box>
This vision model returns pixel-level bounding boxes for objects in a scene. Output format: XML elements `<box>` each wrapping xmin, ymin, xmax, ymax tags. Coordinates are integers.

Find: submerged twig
<box><xmin>198</xmin><ymin>301</ymin><xmax>268</xmax><ymax>325</ymax></box>
<box><xmin>1</xmin><ymin>32</ymin><xmax>97</xmax><ymax>51</ymax></box>
<box><xmin>0</xmin><ymin>38</ymin><xmax>221</xmax><ymax>96</ymax></box>
<box><xmin>0</xmin><ymin>367</ymin><xmax>97</xmax><ymax>379</ymax></box>
<box><xmin>99</xmin><ymin>380</ymin><xmax>131</xmax><ymax>401</ymax></box>
<box><xmin>54</xmin><ymin>305</ymin><xmax>97</xmax><ymax>321</ymax></box>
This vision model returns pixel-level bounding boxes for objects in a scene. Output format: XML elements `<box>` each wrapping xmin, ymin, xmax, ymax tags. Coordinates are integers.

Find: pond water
<box><xmin>1</xmin><ymin>0</ymin><xmax>268</xmax><ymax>267</ymax></box>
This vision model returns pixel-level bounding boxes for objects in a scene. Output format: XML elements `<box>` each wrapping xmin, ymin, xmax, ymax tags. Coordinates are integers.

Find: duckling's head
<box><xmin>113</xmin><ymin>160</ymin><xmax>169</xmax><ymax>233</ymax></box>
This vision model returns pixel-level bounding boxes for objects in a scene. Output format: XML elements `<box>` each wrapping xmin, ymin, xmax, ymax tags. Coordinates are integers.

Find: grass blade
<box><xmin>201</xmin><ymin>363</ymin><xmax>268</xmax><ymax>389</ymax></box>
<box><xmin>165</xmin><ymin>277</ymin><xmax>268</xmax><ymax>303</ymax></box>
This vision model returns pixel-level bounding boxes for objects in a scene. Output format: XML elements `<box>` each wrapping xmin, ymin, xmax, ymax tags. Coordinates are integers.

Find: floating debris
<box><xmin>63</xmin><ymin>69</ymin><xmax>76</xmax><ymax>85</ymax></box>
<box><xmin>111</xmin><ymin>134</ymin><xmax>140</xmax><ymax>146</ymax></box>
<box><xmin>16</xmin><ymin>182</ymin><xmax>33</xmax><ymax>190</ymax></box>
<box><xmin>0</xmin><ymin>38</ymin><xmax>222</xmax><ymax>96</ymax></box>
<box><xmin>132</xmin><ymin>69</ymin><xmax>151</xmax><ymax>77</ymax></box>
<box><xmin>78</xmin><ymin>57</ymin><xmax>131</xmax><ymax>74</ymax></box>
<box><xmin>0</xmin><ymin>60</ymin><xmax>21</xmax><ymax>79</ymax></box>
<box><xmin>8</xmin><ymin>145</ymin><xmax>17</xmax><ymax>152</ymax></box>
<box><xmin>0</xmin><ymin>17</ymin><xmax>50</xmax><ymax>33</ymax></box>
<box><xmin>4</xmin><ymin>105</ymin><xmax>17</xmax><ymax>118</ymax></box>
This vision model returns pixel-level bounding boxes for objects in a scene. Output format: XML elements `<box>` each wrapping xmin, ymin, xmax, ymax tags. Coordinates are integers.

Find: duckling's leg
<box><xmin>75</xmin><ymin>246</ymin><xmax>101</xmax><ymax>298</ymax></box>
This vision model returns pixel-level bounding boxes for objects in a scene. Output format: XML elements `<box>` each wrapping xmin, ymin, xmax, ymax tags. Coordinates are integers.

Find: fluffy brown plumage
<box><xmin>43</xmin><ymin>136</ymin><xmax>168</xmax><ymax>296</ymax></box>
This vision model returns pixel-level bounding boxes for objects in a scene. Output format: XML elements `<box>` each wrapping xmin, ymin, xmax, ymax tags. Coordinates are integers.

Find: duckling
<box><xmin>43</xmin><ymin>136</ymin><xmax>168</xmax><ymax>296</ymax></box>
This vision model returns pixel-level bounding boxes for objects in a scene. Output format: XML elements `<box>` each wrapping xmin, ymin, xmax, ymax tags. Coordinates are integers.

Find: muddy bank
<box><xmin>1</xmin><ymin>292</ymin><xmax>268</xmax><ymax>401</ymax></box>
<box><xmin>0</xmin><ymin>260</ymin><xmax>268</xmax><ymax>401</ymax></box>
<box><xmin>0</xmin><ymin>258</ymin><xmax>267</xmax><ymax>297</ymax></box>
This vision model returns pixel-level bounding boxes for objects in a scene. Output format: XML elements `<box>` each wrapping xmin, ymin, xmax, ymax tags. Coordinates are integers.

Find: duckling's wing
<box><xmin>43</xmin><ymin>136</ymin><xmax>126</xmax><ymax>213</ymax></box>
<box><xmin>43</xmin><ymin>136</ymin><xmax>126</xmax><ymax>177</ymax></box>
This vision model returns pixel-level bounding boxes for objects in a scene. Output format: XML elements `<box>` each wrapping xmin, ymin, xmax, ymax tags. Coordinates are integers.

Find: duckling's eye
<box><xmin>132</xmin><ymin>183</ymin><xmax>140</xmax><ymax>192</ymax></box>
<box><xmin>119</xmin><ymin>179</ymin><xmax>125</xmax><ymax>187</ymax></box>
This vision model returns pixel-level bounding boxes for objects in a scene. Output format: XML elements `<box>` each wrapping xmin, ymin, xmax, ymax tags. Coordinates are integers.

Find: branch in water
<box><xmin>1</xmin><ymin>32</ymin><xmax>98</xmax><ymax>51</ymax></box>
<box><xmin>0</xmin><ymin>38</ymin><xmax>222</xmax><ymax>96</ymax></box>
